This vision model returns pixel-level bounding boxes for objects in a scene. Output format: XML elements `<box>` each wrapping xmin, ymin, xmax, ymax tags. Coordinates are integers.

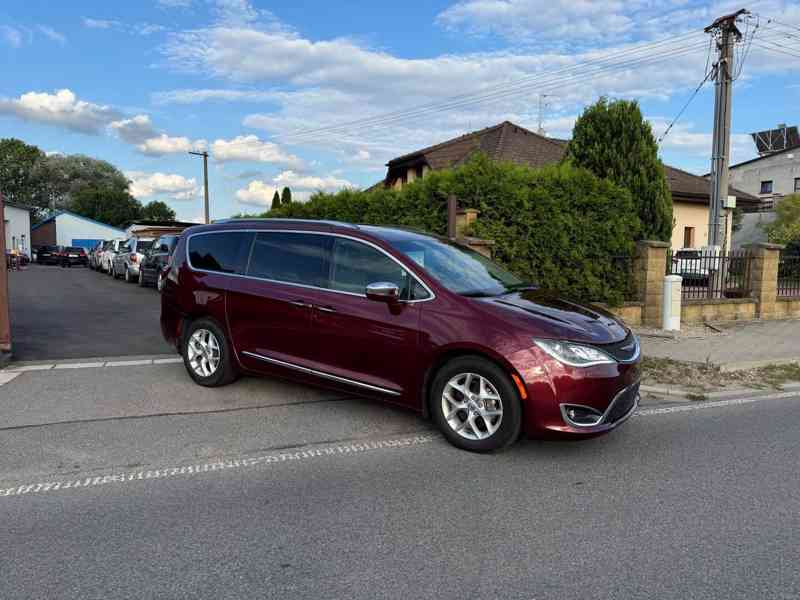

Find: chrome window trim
<box><xmin>185</xmin><ymin>228</ymin><xmax>436</xmax><ymax>304</ymax></box>
<box><xmin>241</xmin><ymin>351</ymin><xmax>401</xmax><ymax>396</ymax></box>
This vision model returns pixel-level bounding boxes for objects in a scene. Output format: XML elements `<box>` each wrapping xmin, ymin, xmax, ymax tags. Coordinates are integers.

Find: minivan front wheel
<box><xmin>182</xmin><ymin>319</ymin><xmax>238</xmax><ymax>387</ymax></box>
<box><xmin>431</xmin><ymin>356</ymin><xmax>522</xmax><ymax>452</ymax></box>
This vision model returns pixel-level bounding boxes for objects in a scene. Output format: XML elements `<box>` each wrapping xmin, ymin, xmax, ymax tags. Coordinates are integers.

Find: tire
<box><xmin>138</xmin><ymin>269</ymin><xmax>146</xmax><ymax>287</ymax></box>
<box><xmin>430</xmin><ymin>356</ymin><xmax>522</xmax><ymax>453</ymax></box>
<box><xmin>181</xmin><ymin>318</ymin><xmax>239</xmax><ymax>387</ymax></box>
<box><xmin>124</xmin><ymin>268</ymin><xmax>132</xmax><ymax>283</ymax></box>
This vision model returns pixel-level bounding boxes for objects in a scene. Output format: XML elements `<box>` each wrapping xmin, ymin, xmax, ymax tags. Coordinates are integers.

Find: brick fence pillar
<box><xmin>744</xmin><ymin>242</ymin><xmax>784</xmax><ymax>319</ymax></box>
<box><xmin>635</xmin><ymin>240</ymin><xmax>670</xmax><ymax>327</ymax></box>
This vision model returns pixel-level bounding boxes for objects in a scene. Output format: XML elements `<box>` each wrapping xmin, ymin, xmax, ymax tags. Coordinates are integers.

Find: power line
<box><xmin>273</xmin><ymin>31</ymin><xmax>707</xmax><ymax>142</ymax></box>
<box><xmin>658</xmin><ymin>66</ymin><xmax>715</xmax><ymax>144</ymax></box>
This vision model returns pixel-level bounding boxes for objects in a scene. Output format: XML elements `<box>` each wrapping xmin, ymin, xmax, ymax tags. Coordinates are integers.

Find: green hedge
<box><xmin>262</xmin><ymin>154</ymin><xmax>639</xmax><ymax>305</ymax></box>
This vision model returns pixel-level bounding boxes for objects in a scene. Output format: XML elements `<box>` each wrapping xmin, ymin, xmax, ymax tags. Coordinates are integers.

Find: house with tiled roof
<box><xmin>378</xmin><ymin>121</ymin><xmax>759</xmax><ymax>250</ymax></box>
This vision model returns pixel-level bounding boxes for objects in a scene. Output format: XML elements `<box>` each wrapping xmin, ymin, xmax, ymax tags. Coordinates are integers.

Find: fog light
<box><xmin>560</xmin><ymin>404</ymin><xmax>604</xmax><ymax>427</ymax></box>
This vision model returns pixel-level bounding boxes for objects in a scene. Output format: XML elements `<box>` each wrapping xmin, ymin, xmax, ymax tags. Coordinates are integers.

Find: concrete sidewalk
<box><xmin>638</xmin><ymin>319</ymin><xmax>800</xmax><ymax>370</ymax></box>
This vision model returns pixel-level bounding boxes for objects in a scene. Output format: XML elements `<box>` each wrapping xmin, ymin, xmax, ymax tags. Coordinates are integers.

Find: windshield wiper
<box><xmin>504</xmin><ymin>282</ymin><xmax>538</xmax><ymax>293</ymax></box>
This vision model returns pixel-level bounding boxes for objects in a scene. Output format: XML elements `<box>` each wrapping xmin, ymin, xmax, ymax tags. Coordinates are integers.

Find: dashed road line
<box><xmin>3</xmin><ymin>356</ymin><xmax>180</xmax><ymax>373</ymax></box>
<box><xmin>0</xmin><ymin>434</ymin><xmax>439</xmax><ymax>499</ymax></box>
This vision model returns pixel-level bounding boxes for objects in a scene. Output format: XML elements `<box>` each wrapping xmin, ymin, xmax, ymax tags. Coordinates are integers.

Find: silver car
<box><xmin>99</xmin><ymin>239</ymin><xmax>127</xmax><ymax>273</ymax></box>
<box><xmin>111</xmin><ymin>237</ymin><xmax>155</xmax><ymax>283</ymax></box>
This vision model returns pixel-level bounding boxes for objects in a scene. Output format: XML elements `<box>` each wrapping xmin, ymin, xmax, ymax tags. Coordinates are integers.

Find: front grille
<box><xmin>598</xmin><ymin>332</ymin><xmax>639</xmax><ymax>363</ymax></box>
<box><xmin>605</xmin><ymin>382</ymin><xmax>639</xmax><ymax>423</ymax></box>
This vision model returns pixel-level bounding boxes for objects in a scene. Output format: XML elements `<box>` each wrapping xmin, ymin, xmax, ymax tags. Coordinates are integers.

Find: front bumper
<box><xmin>558</xmin><ymin>381</ymin><xmax>640</xmax><ymax>433</ymax></box>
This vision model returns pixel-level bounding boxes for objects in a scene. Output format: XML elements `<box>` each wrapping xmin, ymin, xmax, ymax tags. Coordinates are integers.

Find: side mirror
<box><xmin>365</xmin><ymin>282</ymin><xmax>400</xmax><ymax>302</ymax></box>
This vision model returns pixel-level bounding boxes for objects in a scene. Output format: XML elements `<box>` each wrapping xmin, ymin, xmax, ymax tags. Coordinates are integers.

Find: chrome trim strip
<box><xmin>241</xmin><ymin>351</ymin><xmax>402</xmax><ymax>396</ymax></box>
<box><xmin>560</xmin><ymin>380</ymin><xmax>640</xmax><ymax>428</ymax></box>
<box><xmin>185</xmin><ymin>229</ymin><xmax>436</xmax><ymax>304</ymax></box>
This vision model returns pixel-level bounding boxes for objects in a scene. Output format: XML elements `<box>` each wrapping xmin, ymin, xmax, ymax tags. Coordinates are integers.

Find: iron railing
<box><xmin>666</xmin><ymin>249</ymin><xmax>753</xmax><ymax>300</ymax></box>
<box><xmin>778</xmin><ymin>255</ymin><xmax>800</xmax><ymax>297</ymax></box>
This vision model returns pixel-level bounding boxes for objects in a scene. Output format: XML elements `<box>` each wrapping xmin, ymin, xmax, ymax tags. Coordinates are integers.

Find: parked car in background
<box><xmin>99</xmin><ymin>239</ymin><xmax>127</xmax><ymax>274</ymax></box>
<box><xmin>670</xmin><ymin>246</ymin><xmax>722</xmax><ymax>282</ymax></box>
<box><xmin>139</xmin><ymin>234</ymin><xmax>179</xmax><ymax>289</ymax></box>
<box><xmin>59</xmin><ymin>246</ymin><xmax>88</xmax><ymax>267</ymax></box>
<box><xmin>162</xmin><ymin>220</ymin><xmax>640</xmax><ymax>452</ymax></box>
<box><xmin>88</xmin><ymin>241</ymin><xmax>107</xmax><ymax>270</ymax></box>
<box><xmin>112</xmin><ymin>237</ymin><xmax>155</xmax><ymax>283</ymax></box>
<box><xmin>36</xmin><ymin>245</ymin><xmax>62</xmax><ymax>265</ymax></box>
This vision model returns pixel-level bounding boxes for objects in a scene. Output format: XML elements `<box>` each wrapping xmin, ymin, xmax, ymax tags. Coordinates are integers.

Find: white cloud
<box><xmin>0</xmin><ymin>89</ymin><xmax>119</xmax><ymax>134</ymax></box>
<box><xmin>210</xmin><ymin>135</ymin><xmax>303</xmax><ymax>168</ymax></box>
<box><xmin>273</xmin><ymin>170</ymin><xmax>353</xmax><ymax>191</ymax></box>
<box><xmin>37</xmin><ymin>25</ymin><xmax>66</xmax><ymax>44</ymax></box>
<box><xmin>82</xmin><ymin>18</ymin><xmax>119</xmax><ymax>29</ymax></box>
<box><xmin>137</xmin><ymin>134</ymin><xmax>207</xmax><ymax>156</ymax></box>
<box><xmin>108</xmin><ymin>114</ymin><xmax>158</xmax><ymax>144</ymax></box>
<box><xmin>126</xmin><ymin>171</ymin><xmax>198</xmax><ymax>201</ymax></box>
<box><xmin>235</xmin><ymin>180</ymin><xmax>278</xmax><ymax>207</ymax></box>
<box><xmin>0</xmin><ymin>25</ymin><xmax>24</xmax><ymax>48</ymax></box>
<box><xmin>151</xmin><ymin>88</ymin><xmax>276</xmax><ymax>104</ymax></box>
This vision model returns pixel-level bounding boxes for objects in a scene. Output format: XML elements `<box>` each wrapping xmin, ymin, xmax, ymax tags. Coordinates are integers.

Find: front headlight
<box><xmin>533</xmin><ymin>339</ymin><xmax>616</xmax><ymax>368</ymax></box>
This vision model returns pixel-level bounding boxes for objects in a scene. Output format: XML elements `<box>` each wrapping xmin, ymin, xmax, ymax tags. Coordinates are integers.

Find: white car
<box><xmin>671</xmin><ymin>247</ymin><xmax>722</xmax><ymax>281</ymax></box>
<box><xmin>99</xmin><ymin>239</ymin><xmax>127</xmax><ymax>274</ymax></box>
<box><xmin>111</xmin><ymin>237</ymin><xmax>155</xmax><ymax>283</ymax></box>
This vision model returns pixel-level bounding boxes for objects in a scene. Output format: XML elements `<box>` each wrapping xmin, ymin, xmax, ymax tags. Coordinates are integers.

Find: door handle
<box><xmin>289</xmin><ymin>300</ymin><xmax>311</xmax><ymax>308</ymax></box>
<box><xmin>315</xmin><ymin>305</ymin><xmax>336</xmax><ymax>313</ymax></box>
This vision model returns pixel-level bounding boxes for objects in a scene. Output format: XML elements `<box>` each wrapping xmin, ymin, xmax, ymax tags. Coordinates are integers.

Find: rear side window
<box><xmin>330</xmin><ymin>238</ymin><xmax>417</xmax><ymax>298</ymax></box>
<box><xmin>188</xmin><ymin>232</ymin><xmax>253</xmax><ymax>274</ymax></box>
<box><xmin>247</xmin><ymin>232</ymin><xmax>331</xmax><ymax>288</ymax></box>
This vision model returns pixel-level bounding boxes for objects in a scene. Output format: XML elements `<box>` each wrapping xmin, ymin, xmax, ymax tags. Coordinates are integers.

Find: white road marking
<box><xmin>153</xmin><ymin>358</ymin><xmax>183</xmax><ymax>365</ymax></box>
<box><xmin>6</xmin><ymin>364</ymin><xmax>54</xmax><ymax>372</ymax></box>
<box><xmin>0</xmin><ymin>372</ymin><xmax>20</xmax><ymax>386</ymax></box>
<box><xmin>0</xmin><ymin>434</ymin><xmax>438</xmax><ymax>499</ymax></box>
<box><xmin>105</xmin><ymin>359</ymin><xmax>154</xmax><ymax>367</ymax></box>
<box><xmin>54</xmin><ymin>362</ymin><xmax>105</xmax><ymax>369</ymax></box>
<box><xmin>637</xmin><ymin>391</ymin><xmax>799</xmax><ymax>416</ymax></box>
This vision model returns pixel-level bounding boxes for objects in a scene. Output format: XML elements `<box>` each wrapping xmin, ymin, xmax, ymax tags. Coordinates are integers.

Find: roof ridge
<box><xmin>387</xmin><ymin>122</ymin><xmax>507</xmax><ymax>166</ymax></box>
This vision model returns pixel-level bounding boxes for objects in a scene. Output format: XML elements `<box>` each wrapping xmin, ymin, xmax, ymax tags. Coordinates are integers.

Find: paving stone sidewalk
<box><xmin>637</xmin><ymin>319</ymin><xmax>800</xmax><ymax>370</ymax></box>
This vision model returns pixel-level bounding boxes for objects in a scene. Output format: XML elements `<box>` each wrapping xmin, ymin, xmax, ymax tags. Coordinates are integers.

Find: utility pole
<box><xmin>537</xmin><ymin>94</ymin><xmax>550</xmax><ymax>136</ymax></box>
<box><xmin>705</xmin><ymin>9</ymin><xmax>746</xmax><ymax>248</ymax></box>
<box><xmin>189</xmin><ymin>151</ymin><xmax>210</xmax><ymax>224</ymax></box>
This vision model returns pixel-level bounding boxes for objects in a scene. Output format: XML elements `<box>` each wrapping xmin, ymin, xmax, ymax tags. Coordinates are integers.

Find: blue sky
<box><xmin>2</xmin><ymin>0</ymin><xmax>800</xmax><ymax>222</ymax></box>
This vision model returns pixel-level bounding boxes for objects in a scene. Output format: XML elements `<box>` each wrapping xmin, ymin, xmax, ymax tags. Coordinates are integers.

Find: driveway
<box><xmin>8</xmin><ymin>264</ymin><xmax>173</xmax><ymax>361</ymax></box>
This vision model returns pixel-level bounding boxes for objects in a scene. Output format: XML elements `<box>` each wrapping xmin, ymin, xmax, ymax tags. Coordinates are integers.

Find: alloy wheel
<box><xmin>187</xmin><ymin>329</ymin><xmax>221</xmax><ymax>378</ymax></box>
<box><xmin>441</xmin><ymin>372</ymin><xmax>503</xmax><ymax>441</ymax></box>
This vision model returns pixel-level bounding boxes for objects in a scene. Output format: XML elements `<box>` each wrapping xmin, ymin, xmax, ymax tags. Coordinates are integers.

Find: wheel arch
<box><xmin>420</xmin><ymin>345</ymin><xmax>526</xmax><ymax>421</ymax></box>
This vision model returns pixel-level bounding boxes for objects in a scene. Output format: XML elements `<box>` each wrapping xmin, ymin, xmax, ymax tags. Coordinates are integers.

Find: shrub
<box><xmin>263</xmin><ymin>154</ymin><xmax>639</xmax><ymax>305</ymax></box>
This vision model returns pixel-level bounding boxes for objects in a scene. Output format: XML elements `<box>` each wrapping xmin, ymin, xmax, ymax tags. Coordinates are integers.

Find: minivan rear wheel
<box><xmin>430</xmin><ymin>356</ymin><xmax>522</xmax><ymax>452</ymax></box>
<box><xmin>182</xmin><ymin>318</ymin><xmax>238</xmax><ymax>387</ymax></box>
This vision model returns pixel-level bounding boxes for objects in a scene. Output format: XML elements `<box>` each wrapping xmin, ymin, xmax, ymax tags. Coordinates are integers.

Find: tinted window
<box><xmin>330</xmin><ymin>238</ymin><xmax>416</xmax><ymax>297</ymax></box>
<box><xmin>188</xmin><ymin>232</ymin><xmax>253</xmax><ymax>274</ymax></box>
<box><xmin>135</xmin><ymin>240</ymin><xmax>154</xmax><ymax>253</ymax></box>
<box><xmin>247</xmin><ymin>232</ymin><xmax>331</xmax><ymax>288</ymax></box>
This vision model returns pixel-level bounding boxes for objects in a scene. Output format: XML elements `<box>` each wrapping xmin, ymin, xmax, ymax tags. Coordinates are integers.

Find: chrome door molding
<box><xmin>241</xmin><ymin>350</ymin><xmax>402</xmax><ymax>396</ymax></box>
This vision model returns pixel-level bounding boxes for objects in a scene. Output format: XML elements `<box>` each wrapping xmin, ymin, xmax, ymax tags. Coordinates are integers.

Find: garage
<box><xmin>31</xmin><ymin>210</ymin><xmax>126</xmax><ymax>251</ymax></box>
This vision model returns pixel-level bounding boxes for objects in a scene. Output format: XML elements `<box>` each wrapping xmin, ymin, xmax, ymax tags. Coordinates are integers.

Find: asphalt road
<box><xmin>1</xmin><ymin>360</ymin><xmax>798</xmax><ymax>599</ymax></box>
<box><xmin>8</xmin><ymin>264</ymin><xmax>172</xmax><ymax>360</ymax></box>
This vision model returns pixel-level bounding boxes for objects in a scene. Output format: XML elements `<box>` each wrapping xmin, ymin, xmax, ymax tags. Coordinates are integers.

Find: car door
<box><xmin>305</xmin><ymin>236</ymin><xmax>426</xmax><ymax>405</ymax></box>
<box><xmin>226</xmin><ymin>231</ymin><xmax>333</xmax><ymax>375</ymax></box>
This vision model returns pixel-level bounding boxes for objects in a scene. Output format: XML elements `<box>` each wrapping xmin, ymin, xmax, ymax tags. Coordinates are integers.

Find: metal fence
<box><xmin>778</xmin><ymin>255</ymin><xmax>800</xmax><ymax>297</ymax></box>
<box><xmin>666</xmin><ymin>249</ymin><xmax>754</xmax><ymax>300</ymax></box>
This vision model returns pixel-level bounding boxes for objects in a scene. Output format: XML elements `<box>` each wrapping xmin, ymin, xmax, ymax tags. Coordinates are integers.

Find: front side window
<box><xmin>188</xmin><ymin>231</ymin><xmax>253</xmax><ymax>274</ymax></box>
<box><xmin>760</xmin><ymin>180</ymin><xmax>773</xmax><ymax>194</ymax></box>
<box><xmin>330</xmin><ymin>238</ymin><xmax>419</xmax><ymax>298</ymax></box>
<box><xmin>247</xmin><ymin>232</ymin><xmax>331</xmax><ymax>288</ymax></box>
<box><xmin>389</xmin><ymin>236</ymin><xmax>524</xmax><ymax>297</ymax></box>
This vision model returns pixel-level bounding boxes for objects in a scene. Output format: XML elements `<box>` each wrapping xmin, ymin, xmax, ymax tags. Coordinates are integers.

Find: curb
<box><xmin>640</xmin><ymin>381</ymin><xmax>800</xmax><ymax>401</ymax></box>
<box><xmin>3</xmin><ymin>354</ymin><xmax>181</xmax><ymax>372</ymax></box>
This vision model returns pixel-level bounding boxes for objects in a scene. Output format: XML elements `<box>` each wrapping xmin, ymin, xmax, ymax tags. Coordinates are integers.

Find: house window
<box><xmin>760</xmin><ymin>180</ymin><xmax>773</xmax><ymax>194</ymax></box>
<box><xmin>794</xmin><ymin>177</ymin><xmax>800</xmax><ymax>193</ymax></box>
<box><xmin>683</xmin><ymin>227</ymin><xmax>695</xmax><ymax>248</ymax></box>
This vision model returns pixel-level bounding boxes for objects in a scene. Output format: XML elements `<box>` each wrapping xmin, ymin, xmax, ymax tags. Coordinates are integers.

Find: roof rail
<box><xmin>213</xmin><ymin>218</ymin><xmax>359</xmax><ymax>229</ymax></box>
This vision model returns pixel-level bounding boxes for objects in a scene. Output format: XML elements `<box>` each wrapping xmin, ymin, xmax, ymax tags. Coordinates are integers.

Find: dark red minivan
<box><xmin>161</xmin><ymin>219</ymin><xmax>640</xmax><ymax>452</ymax></box>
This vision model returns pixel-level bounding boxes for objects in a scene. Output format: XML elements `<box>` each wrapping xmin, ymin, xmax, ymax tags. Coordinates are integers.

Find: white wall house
<box><xmin>3</xmin><ymin>202</ymin><xmax>32</xmax><ymax>255</ymax></box>
<box><xmin>31</xmin><ymin>210</ymin><xmax>126</xmax><ymax>251</ymax></box>
<box><xmin>729</xmin><ymin>147</ymin><xmax>800</xmax><ymax>206</ymax></box>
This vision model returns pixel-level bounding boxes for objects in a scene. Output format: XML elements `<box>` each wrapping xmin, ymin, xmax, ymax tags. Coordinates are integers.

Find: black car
<box><xmin>36</xmin><ymin>245</ymin><xmax>62</xmax><ymax>265</ymax></box>
<box><xmin>138</xmin><ymin>234</ymin><xmax>179</xmax><ymax>289</ymax></box>
<box><xmin>60</xmin><ymin>246</ymin><xmax>89</xmax><ymax>267</ymax></box>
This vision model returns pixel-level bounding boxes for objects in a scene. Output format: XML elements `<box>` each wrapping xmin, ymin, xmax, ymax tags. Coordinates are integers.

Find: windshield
<box><xmin>136</xmin><ymin>240</ymin><xmax>155</xmax><ymax>253</ymax></box>
<box><xmin>388</xmin><ymin>236</ymin><xmax>527</xmax><ymax>297</ymax></box>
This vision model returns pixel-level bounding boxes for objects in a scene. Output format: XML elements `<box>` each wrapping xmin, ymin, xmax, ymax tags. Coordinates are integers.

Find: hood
<box><xmin>475</xmin><ymin>289</ymin><xmax>628</xmax><ymax>344</ymax></box>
